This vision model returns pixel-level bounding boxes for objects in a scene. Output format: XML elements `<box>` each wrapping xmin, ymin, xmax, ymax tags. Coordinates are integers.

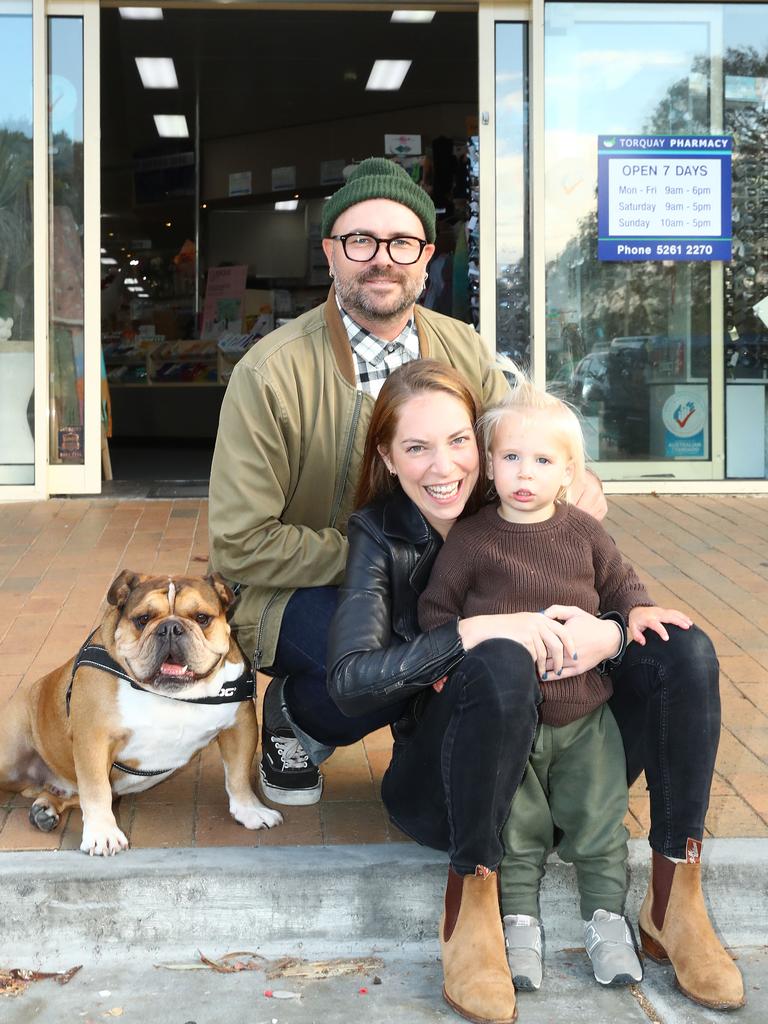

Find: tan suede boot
<box><xmin>439</xmin><ymin>866</ymin><xmax>517</xmax><ymax>1024</ymax></box>
<box><xmin>638</xmin><ymin>849</ymin><xmax>745</xmax><ymax>1010</ymax></box>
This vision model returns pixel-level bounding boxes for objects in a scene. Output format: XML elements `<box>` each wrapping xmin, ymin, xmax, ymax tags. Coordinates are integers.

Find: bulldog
<box><xmin>0</xmin><ymin>570</ymin><xmax>282</xmax><ymax>855</ymax></box>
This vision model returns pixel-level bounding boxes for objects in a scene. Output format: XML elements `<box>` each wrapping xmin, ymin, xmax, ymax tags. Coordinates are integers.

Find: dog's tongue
<box><xmin>161</xmin><ymin>662</ymin><xmax>189</xmax><ymax>676</ymax></box>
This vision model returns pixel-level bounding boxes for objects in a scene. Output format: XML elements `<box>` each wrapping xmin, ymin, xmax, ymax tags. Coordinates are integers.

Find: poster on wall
<box><xmin>201</xmin><ymin>265</ymin><xmax>247</xmax><ymax>340</ymax></box>
<box><xmin>384</xmin><ymin>134</ymin><xmax>422</xmax><ymax>157</ymax></box>
<box><xmin>228</xmin><ymin>171</ymin><xmax>252</xmax><ymax>197</ymax></box>
<box><xmin>597</xmin><ymin>135</ymin><xmax>732</xmax><ymax>261</ymax></box>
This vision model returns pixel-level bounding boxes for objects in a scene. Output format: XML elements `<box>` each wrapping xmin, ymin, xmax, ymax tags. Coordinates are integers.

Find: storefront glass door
<box><xmin>0</xmin><ymin>0</ymin><xmax>99</xmax><ymax>500</ymax></box>
<box><xmin>48</xmin><ymin>14</ymin><xmax>86</xmax><ymax>469</ymax></box>
<box><xmin>46</xmin><ymin>0</ymin><xmax>100</xmax><ymax>494</ymax></box>
<box><xmin>721</xmin><ymin>4</ymin><xmax>768</xmax><ymax>479</ymax></box>
<box><xmin>543</xmin><ymin>2</ymin><xmax>723</xmax><ymax>481</ymax></box>
<box><xmin>0</xmin><ymin>1</ymin><xmax>36</xmax><ymax>487</ymax></box>
<box><xmin>494</xmin><ymin>20</ymin><xmax>530</xmax><ymax>369</ymax></box>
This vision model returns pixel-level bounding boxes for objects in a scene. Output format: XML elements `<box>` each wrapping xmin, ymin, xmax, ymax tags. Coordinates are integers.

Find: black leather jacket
<box><xmin>327</xmin><ymin>487</ymin><xmax>466</xmax><ymax>717</ymax></box>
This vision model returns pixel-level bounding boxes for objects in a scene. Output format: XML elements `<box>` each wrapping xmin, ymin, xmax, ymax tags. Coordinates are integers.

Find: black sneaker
<box><xmin>259</xmin><ymin>724</ymin><xmax>323</xmax><ymax>806</ymax></box>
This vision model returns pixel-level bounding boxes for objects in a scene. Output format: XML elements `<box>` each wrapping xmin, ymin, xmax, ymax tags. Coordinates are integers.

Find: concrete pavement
<box><xmin>1</xmin><ymin>841</ymin><xmax>765</xmax><ymax>1023</ymax></box>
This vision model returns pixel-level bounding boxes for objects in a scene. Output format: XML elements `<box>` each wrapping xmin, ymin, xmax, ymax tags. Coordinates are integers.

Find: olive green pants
<box><xmin>499</xmin><ymin>704</ymin><xmax>629</xmax><ymax>921</ymax></box>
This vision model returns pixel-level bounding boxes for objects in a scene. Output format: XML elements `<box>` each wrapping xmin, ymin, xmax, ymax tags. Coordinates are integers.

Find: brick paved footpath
<box><xmin>0</xmin><ymin>494</ymin><xmax>766</xmax><ymax>852</ymax></box>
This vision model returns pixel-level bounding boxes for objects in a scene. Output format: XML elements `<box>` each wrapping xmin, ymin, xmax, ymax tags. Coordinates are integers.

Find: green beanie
<box><xmin>321</xmin><ymin>157</ymin><xmax>436</xmax><ymax>243</ymax></box>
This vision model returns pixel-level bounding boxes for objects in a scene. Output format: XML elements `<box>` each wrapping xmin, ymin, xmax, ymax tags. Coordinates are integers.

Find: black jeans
<box><xmin>271</xmin><ymin>586</ymin><xmax>410</xmax><ymax>745</ymax></box>
<box><xmin>276</xmin><ymin>589</ymin><xmax>722</xmax><ymax>864</ymax></box>
<box><xmin>609</xmin><ymin>623</ymin><xmax>721</xmax><ymax>860</ymax></box>
<box><xmin>382</xmin><ymin>639</ymin><xmax>541</xmax><ymax>875</ymax></box>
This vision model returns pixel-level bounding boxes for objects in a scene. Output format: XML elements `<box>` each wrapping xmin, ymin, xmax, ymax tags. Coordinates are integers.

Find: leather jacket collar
<box><xmin>381</xmin><ymin>486</ymin><xmax>435</xmax><ymax>546</ymax></box>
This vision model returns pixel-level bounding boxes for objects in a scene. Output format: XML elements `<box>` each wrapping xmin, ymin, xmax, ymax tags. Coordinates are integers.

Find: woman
<box><xmin>326</xmin><ymin>360</ymin><xmax>742</xmax><ymax>1022</ymax></box>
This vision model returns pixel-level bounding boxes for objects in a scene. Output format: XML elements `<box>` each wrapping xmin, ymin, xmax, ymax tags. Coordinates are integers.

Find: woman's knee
<box><xmin>457</xmin><ymin>639</ymin><xmax>541</xmax><ymax>712</ymax></box>
<box><xmin>658</xmin><ymin>624</ymin><xmax>718</xmax><ymax>693</ymax></box>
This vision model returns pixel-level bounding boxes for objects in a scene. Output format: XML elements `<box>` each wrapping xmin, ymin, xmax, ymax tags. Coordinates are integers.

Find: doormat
<box><xmin>147</xmin><ymin>481</ymin><xmax>209</xmax><ymax>499</ymax></box>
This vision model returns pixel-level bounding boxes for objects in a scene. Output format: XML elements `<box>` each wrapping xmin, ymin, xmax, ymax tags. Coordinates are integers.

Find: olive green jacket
<box><xmin>208</xmin><ymin>287</ymin><xmax>509</xmax><ymax>669</ymax></box>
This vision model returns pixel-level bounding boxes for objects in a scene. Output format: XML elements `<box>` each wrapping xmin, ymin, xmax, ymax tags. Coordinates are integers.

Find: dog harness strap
<box><xmin>112</xmin><ymin>761</ymin><xmax>171</xmax><ymax>778</ymax></box>
<box><xmin>66</xmin><ymin>634</ymin><xmax>255</xmax><ymax>718</ymax></box>
<box><xmin>167</xmin><ymin>665</ymin><xmax>256</xmax><ymax>705</ymax></box>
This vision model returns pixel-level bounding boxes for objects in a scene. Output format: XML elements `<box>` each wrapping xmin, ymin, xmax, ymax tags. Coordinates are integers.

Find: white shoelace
<box><xmin>273</xmin><ymin>735</ymin><xmax>310</xmax><ymax>770</ymax></box>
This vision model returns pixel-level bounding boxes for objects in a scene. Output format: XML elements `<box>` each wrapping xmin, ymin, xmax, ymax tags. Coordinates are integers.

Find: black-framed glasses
<box><xmin>331</xmin><ymin>233</ymin><xmax>428</xmax><ymax>265</ymax></box>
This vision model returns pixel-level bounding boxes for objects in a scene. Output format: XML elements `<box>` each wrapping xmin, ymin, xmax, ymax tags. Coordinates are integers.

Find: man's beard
<box><xmin>333</xmin><ymin>265</ymin><xmax>423</xmax><ymax>325</ymax></box>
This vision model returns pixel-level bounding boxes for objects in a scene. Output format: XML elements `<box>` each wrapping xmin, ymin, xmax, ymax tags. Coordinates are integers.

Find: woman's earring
<box><xmin>390</xmin><ymin>468</ymin><xmax>397</xmax><ymax>477</ymax></box>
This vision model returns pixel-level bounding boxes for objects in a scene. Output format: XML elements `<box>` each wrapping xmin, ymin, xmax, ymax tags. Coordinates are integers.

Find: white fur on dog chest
<box><xmin>113</xmin><ymin>681</ymin><xmax>241</xmax><ymax>794</ymax></box>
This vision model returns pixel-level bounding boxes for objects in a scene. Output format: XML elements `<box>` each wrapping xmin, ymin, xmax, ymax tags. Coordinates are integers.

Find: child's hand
<box><xmin>628</xmin><ymin>605</ymin><xmax>693</xmax><ymax>645</ymax></box>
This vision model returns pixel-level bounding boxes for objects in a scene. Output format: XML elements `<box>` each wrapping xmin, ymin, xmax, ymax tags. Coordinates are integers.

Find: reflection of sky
<box><xmin>496</xmin><ymin>23</ymin><xmax>526</xmax><ymax>264</ymax></box>
<box><xmin>50</xmin><ymin>18</ymin><xmax>84</xmax><ymax>144</ymax></box>
<box><xmin>724</xmin><ymin>5</ymin><xmax>768</xmax><ymax>53</ymax></box>
<box><xmin>0</xmin><ymin>14</ymin><xmax>33</xmax><ymax>133</ymax></box>
<box><xmin>545</xmin><ymin>3</ymin><xmax>714</xmax><ymax>259</ymax></box>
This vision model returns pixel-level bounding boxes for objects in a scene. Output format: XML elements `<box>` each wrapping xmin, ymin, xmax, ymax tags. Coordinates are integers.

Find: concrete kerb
<box><xmin>2</xmin><ymin>838</ymin><xmax>765</xmax><ymax>964</ymax></box>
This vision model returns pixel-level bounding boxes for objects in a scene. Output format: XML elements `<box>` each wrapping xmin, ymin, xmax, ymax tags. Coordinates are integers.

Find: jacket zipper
<box><xmin>330</xmin><ymin>389</ymin><xmax>363</xmax><ymax>528</ymax></box>
<box><xmin>252</xmin><ymin>589</ymin><xmax>282</xmax><ymax>672</ymax></box>
<box><xmin>380</xmin><ymin>643</ymin><xmax>463</xmax><ymax>694</ymax></box>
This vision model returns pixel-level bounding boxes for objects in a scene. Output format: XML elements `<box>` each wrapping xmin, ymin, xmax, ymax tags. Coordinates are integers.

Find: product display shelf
<box><xmin>104</xmin><ymin>338</ymin><xmax>222</xmax><ymax>387</ymax></box>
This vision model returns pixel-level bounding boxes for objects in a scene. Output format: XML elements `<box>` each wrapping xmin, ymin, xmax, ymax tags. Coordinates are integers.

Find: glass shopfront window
<box><xmin>544</xmin><ymin>3</ymin><xmax>717</xmax><ymax>470</ymax></box>
<box><xmin>0</xmin><ymin>1</ymin><xmax>35</xmax><ymax>485</ymax></box>
<box><xmin>495</xmin><ymin>22</ymin><xmax>530</xmax><ymax>369</ymax></box>
<box><xmin>49</xmin><ymin>16</ymin><xmax>85</xmax><ymax>466</ymax></box>
<box><xmin>722</xmin><ymin>5</ymin><xmax>768</xmax><ymax>478</ymax></box>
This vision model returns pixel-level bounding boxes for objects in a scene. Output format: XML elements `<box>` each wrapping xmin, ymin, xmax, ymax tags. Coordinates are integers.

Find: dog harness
<box><xmin>66</xmin><ymin>630</ymin><xmax>256</xmax><ymax>777</ymax></box>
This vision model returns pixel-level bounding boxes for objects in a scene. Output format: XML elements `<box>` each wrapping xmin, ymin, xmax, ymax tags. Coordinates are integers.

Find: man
<box><xmin>208</xmin><ymin>157</ymin><xmax>742</xmax><ymax>1013</ymax></box>
<box><xmin>210</xmin><ymin>157</ymin><xmax>602</xmax><ymax>805</ymax></box>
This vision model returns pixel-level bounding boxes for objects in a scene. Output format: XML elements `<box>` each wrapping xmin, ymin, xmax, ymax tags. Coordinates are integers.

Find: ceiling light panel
<box><xmin>153</xmin><ymin>114</ymin><xmax>189</xmax><ymax>138</ymax></box>
<box><xmin>365</xmin><ymin>60</ymin><xmax>412</xmax><ymax>91</ymax></box>
<box><xmin>119</xmin><ymin>7</ymin><xmax>163</xmax><ymax>20</ymax></box>
<box><xmin>135</xmin><ymin>57</ymin><xmax>178</xmax><ymax>89</ymax></box>
<box><xmin>390</xmin><ymin>11</ymin><xmax>435</xmax><ymax>23</ymax></box>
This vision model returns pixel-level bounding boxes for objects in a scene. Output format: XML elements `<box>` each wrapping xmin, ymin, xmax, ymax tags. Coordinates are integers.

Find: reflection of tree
<box><xmin>497</xmin><ymin>258</ymin><xmax>530</xmax><ymax>370</ymax></box>
<box><xmin>720</xmin><ymin>46</ymin><xmax>768</xmax><ymax>77</ymax></box>
<box><xmin>51</xmin><ymin>130</ymin><xmax>84</xmax><ymax>226</ymax></box>
<box><xmin>546</xmin><ymin>57</ymin><xmax>715</xmax><ymax>364</ymax></box>
<box><xmin>550</xmin><ymin>210</ymin><xmax>712</xmax><ymax>345</ymax></box>
<box><xmin>0</xmin><ymin>129</ymin><xmax>33</xmax><ymax>335</ymax></box>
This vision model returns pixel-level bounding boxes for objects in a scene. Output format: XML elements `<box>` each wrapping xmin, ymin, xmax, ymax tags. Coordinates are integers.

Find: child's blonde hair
<box><xmin>477</xmin><ymin>367</ymin><xmax>586</xmax><ymax>503</ymax></box>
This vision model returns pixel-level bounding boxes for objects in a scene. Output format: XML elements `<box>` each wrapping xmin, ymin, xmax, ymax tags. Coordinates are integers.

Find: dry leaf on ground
<box><xmin>265</xmin><ymin>956</ymin><xmax>385</xmax><ymax>980</ymax></box>
<box><xmin>0</xmin><ymin>965</ymin><xmax>82</xmax><ymax>998</ymax></box>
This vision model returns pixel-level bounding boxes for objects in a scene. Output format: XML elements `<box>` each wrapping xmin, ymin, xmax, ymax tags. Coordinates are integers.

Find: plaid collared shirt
<box><xmin>338</xmin><ymin>299</ymin><xmax>420</xmax><ymax>398</ymax></box>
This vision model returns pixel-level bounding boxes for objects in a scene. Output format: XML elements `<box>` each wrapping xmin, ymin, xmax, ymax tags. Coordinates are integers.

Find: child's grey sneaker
<box><xmin>583</xmin><ymin>909</ymin><xmax>643</xmax><ymax>986</ymax></box>
<box><xmin>503</xmin><ymin>913</ymin><xmax>543</xmax><ymax>991</ymax></box>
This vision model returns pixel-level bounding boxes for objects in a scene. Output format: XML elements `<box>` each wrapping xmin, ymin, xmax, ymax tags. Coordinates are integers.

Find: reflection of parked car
<box><xmin>569</xmin><ymin>344</ymin><xmax>651</xmax><ymax>456</ymax></box>
<box><xmin>610</xmin><ymin>335</ymin><xmax>658</xmax><ymax>352</ymax></box>
<box><xmin>569</xmin><ymin>352</ymin><xmax>610</xmax><ymax>410</ymax></box>
<box><xmin>611</xmin><ymin>335</ymin><xmax>684</xmax><ymax>376</ymax></box>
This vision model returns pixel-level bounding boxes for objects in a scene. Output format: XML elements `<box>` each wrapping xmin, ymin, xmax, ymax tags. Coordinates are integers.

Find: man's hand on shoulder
<box><xmin>572</xmin><ymin>468</ymin><xmax>607</xmax><ymax>521</ymax></box>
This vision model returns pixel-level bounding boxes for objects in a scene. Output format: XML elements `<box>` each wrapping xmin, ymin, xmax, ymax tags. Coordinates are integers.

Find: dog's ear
<box><xmin>206</xmin><ymin>572</ymin><xmax>236</xmax><ymax>612</ymax></box>
<box><xmin>107</xmin><ymin>570</ymin><xmax>146</xmax><ymax>608</ymax></box>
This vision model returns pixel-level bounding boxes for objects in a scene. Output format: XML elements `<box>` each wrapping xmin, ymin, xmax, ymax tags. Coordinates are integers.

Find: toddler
<box><xmin>418</xmin><ymin>376</ymin><xmax>692</xmax><ymax>991</ymax></box>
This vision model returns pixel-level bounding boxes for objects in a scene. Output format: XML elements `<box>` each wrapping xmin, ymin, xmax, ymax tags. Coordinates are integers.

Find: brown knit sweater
<box><xmin>417</xmin><ymin>502</ymin><xmax>652</xmax><ymax>726</ymax></box>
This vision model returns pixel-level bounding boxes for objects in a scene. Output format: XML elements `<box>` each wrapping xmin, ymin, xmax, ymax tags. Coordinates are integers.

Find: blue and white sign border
<box><xmin>597</xmin><ymin>135</ymin><xmax>732</xmax><ymax>262</ymax></box>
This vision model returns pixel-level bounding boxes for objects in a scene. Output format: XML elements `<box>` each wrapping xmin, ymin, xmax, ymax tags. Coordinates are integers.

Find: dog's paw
<box><xmin>80</xmin><ymin>822</ymin><xmax>129</xmax><ymax>856</ymax></box>
<box><xmin>29</xmin><ymin>800</ymin><xmax>60</xmax><ymax>833</ymax></box>
<box><xmin>232</xmin><ymin>800</ymin><xmax>283</xmax><ymax>830</ymax></box>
